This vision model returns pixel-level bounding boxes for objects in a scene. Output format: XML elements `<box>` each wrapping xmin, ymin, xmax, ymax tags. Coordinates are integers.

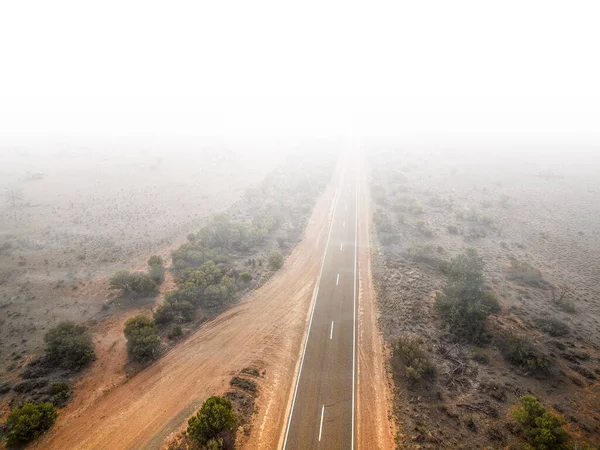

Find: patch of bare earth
<box><xmin>33</xmin><ymin>164</ymin><xmax>339</xmax><ymax>450</ymax></box>
<box><xmin>356</xmin><ymin>164</ymin><xmax>397</xmax><ymax>449</ymax></box>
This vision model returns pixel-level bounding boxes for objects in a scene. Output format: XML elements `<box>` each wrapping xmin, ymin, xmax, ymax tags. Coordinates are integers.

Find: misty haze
<box><xmin>1</xmin><ymin>0</ymin><xmax>600</xmax><ymax>449</ymax></box>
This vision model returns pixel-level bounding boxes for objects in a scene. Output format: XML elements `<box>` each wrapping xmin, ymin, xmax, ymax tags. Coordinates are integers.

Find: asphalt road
<box><xmin>283</xmin><ymin>162</ymin><xmax>358</xmax><ymax>450</ymax></box>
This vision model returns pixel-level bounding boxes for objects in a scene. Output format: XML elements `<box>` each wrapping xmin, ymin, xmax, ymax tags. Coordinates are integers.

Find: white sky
<box><xmin>0</xmin><ymin>0</ymin><xmax>599</xmax><ymax>136</ymax></box>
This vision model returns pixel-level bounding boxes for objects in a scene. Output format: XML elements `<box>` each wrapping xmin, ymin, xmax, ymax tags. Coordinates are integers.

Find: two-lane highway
<box><xmin>283</xmin><ymin>161</ymin><xmax>358</xmax><ymax>450</ymax></box>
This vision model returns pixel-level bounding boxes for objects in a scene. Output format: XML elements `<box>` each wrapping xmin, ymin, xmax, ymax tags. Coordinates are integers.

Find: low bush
<box><xmin>110</xmin><ymin>270</ymin><xmax>158</xmax><ymax>295</ymax></box>
<box><xmin>393</xmin><ymin>336</ymin><xmax>434</xmax><ymax>382</ymax></box>
<box><xmin>508</xmin><ymin>260</ymin><xmax>545</xmax><ymax>287</ymax></box>
<box><xmin>536</xmin><ymin>317</ymin><xmax>570</xmax><ymax>337</ymax></box>
<box><xmin>434</xmin><ymin>249</ymin><xmax>500</xmax><ymax>342</ymax></box>
<box><xmin>5</xmin><ymin>402</ymin><xmax>57</xmax><ymax>446</ymax></box>
<box><xmin>447</xmin><ymin>225</ymin><xmax>459</xmax><ymax>234</ymax></box>
<box><xmin>241</xmin><ymin>367</ymin><xmax>260</xmax><ymax>377</ymax></box>
<box><xmin>513</xmin><ymin>395</ymin><xmax>569</xmax><ymax>449</ymax></box>
<box><xmin>44</xmin><ymin>321</ymin><xmax>95</xmax><ymax>370</ymax></box>
<box><xmin>230</xmin><ymin>376</ymin><xmax>257</xmax><ymax>393</ymax></box>
<box><xmin>13</xmin><ymin>378</ymin><xmax>49</xmax><ymax>394</ymax></box>
<box><xmin>153</xmin><ymin>300</ymin><xmax>195</xmax><ymax>325</ymax></box>
<box><xmin>167</xmin><ymin>325</ymin><xmax>183</xmax><ymax>340</ymax></box>
<box><xmin>124</xmin><ymin>315</ymin><xmax>161</xmax><ymax>363</ymax></box>
<box><xmin>500</xmin><ymin>334</ymin><xmax>550</xmax><ymax>376</ymax></box>
<box><xmin>187</xmin><ymin>396</ymin><xmax>236</xmax><ymax>447</ymax></box>
<box><xmin>148</xmin><ymin>255</ymin><xmax>166</xmax><ymax>284</ymax></box>
<box><xmin>268</xmin><ymin>250</ymin><xmax>283</xmax><ymax>270</ymax></box>
<box><xmin>48</xmin><ymin>382</ymin><xmax>71</xmax><ymax>407</ymax></box>
<box><xmin>239</xmin><ymin>272</ymin><xmax>252</xmax><ymax>283</ymax></box>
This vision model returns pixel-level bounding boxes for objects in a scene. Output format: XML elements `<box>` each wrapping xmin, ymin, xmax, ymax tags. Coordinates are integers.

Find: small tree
<box><xmin>124</xmin><ymin>315</ymin><xmax>161</xmax><ymax>363</ymax></box>
<box><xmin>5</xmin><ymin>402</ymin><xmax>57</xmax><ymax>446</ymax></box>
<box><xmin>268</xmin><ymin>250</ymin><xmax>283</xmax><ymax>270</ymax></box>
<box><xmin>513</xmin><ymin>395</ymin><xmax>569</xmax><ymax>449</ymax></box>
<box><xmin>44</xmin><ymin>321</ymin><xmax>95</xmax><ymax>370</ymax></box>
<box><xmin>187</xmin><ymin>396</ymin><xmax>236</xmax><ymax>446</ymax></box>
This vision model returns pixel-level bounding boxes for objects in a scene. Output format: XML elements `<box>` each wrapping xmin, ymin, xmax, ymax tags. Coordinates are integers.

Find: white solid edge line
<box><xmin>336</xmin><ymin>273</ymin><xmax>340</xmax><ymax>285</ymax></box>
<box><xmin>330</xmin><ymin>321</ymin><xmax>334</xmax><ymax>340</ymax></box>
<box><xmin>351</xmin><ymin>153</ymin><xmax>359</xmax><ymax>450</ymax></box>
<box><xmin>282</xmin><ymin>171</ymin><xmax>343</xmax><ymax>450</ymax></box>
<box><xmin>319</xmin><ymin>404</ymin><xmax>325</xmax><ymax>442</ymax></box>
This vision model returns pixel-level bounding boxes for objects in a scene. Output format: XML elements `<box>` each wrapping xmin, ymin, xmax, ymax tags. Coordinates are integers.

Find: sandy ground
<box><xmin>33</xmin><ymin>158</ymin><xmax>338</xmax><ymax>450</ymax></box>
<box><xmin>356</xmin><ymin>163</ymin><xmax>397</xmax><ymax>449</ymax></box>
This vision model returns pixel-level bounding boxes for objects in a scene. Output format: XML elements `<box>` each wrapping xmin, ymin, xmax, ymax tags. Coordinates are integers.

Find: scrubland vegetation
<box><xmin>166</xmin><ymin>366</ymin><xmax>263</xmax><ymax>450</ymax></box>
<box><xmin>368</xmin><ymin>144</ymin><xmax>600</xmax><ymax>448</ymax></box>
<box><xmin>110</xmin><ymin>151</ymin><xmax>335</xmax><ymax>370</ymax></box>
<box><xmin>0</xmin><ymin>148</ymin><xmax>335</xmax><ymax>447</ymax></box>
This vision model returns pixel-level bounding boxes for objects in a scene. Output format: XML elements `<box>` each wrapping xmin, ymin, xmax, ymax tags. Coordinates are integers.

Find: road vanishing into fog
<box><xmin>283</xmin><ymin>160</ymin><xmax>358</xmax><ymax>450</ymax></box>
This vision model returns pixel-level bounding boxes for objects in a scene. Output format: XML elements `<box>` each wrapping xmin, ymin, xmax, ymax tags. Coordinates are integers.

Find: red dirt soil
<box><xmin>356</xmin><ymin>165</ymin><xmax>397</xmax><ymax>449</ymax></box>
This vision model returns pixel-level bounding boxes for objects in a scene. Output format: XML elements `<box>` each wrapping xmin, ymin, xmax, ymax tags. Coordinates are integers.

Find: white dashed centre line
<box><xmin>340</xmin><ymin>242</ymin><xmax>343</xmax><ymax>251</ymax></box>
<box><xmin>330</xmin><ymin>321</ymin><xmax>334</xmax><ymax>339</ymax></box>
<box><xmin>343</xmin><ymin>220</ymin><xmax>346</xmax><ymax>227</ymax></box>
<box><xmin>319</xmin><ymin>405</ymin><xmax>325</xmax><ymax>441</ymax></box>
<box><xmin>336</xmin><ymin>273</ymin><xmax>339</xmax><ymax>285</ymax></box>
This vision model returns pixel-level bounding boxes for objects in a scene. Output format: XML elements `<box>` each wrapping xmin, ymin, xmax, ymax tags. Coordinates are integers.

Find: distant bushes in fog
<box><xmin>109</xmin><ymin>270</ymin><xmax>158</xmax><ymax>295</ymax></box>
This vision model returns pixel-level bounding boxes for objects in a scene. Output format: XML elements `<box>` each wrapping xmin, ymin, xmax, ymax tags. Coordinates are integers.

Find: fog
<box><xmin>2</xmin><ymin>2</ymin><xmax>600</xmax><ymax>449</ymax></box>
<box><xmin>1</xmin><ymin>0</ymin><xmax>599</xmax><ymax>137</ymax></box>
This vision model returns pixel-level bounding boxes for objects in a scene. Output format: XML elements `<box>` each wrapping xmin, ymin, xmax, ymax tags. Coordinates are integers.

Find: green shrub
<box><xmin>44</xmin><ymin>321</ymin><xmax>95</xmax><ymax>370</ymax></box>
<box><xmin>513</xmin><ymin>395</ymin><xmax>569</xmax><ymax>449</ymax></box>
<box><xmin>48</xmin><ymin>382</ymin><xmax>71</xmax><ymax>407</ymax></box>
<box><xmin>434</xmin><ymin>249</ymin><xmax>499</xmax><ymax>342</ymax></box>
<box><xmin>207</xmin><ymin>437</ymin><xmax>224</xmax><ymax>450</ymax></box>
<box><xmin>167</xmin><ymin>325</ymin><xmax>183</xmax><ymax>340</ymax></box>
<box><xmin>148</xmin><ymin>255</ymin><xmax>164</xmax><ymax>267</ymax></box>
<box><xmin>268</xmin><ymin>250</ymin><xmax>283</xmax><ymax>270</ymax></box>
<box><xmin>173</xmin><ymin>261</ymin><xmax>236</xmax><ymax>307</ymax></box>
<box><xmin>153</xmin><ymin>300</ymin><xmax>195</xmax><ymax>325</ymax></box>
<box><xmin>393</xmin><ymin>336</ymin><xmax>434</xmax><ymax>382</ymax></box>
<box><xmin>109</xmin><ymin>270</ymin><xmax>158</xmax><ymax>294</ymax></box>
<box><xmin>501</xmin><ymin>334</ymin><xmax>550</xmax><ymax>376</ymax></box>
<box><xmin>124</xmin><ymin>315</ymin><xmax>161</xmax><ymax>363</ymax></box>
<box><xmin>230</xmin><ymin>376</ymin><xmax>257</xmax><ymax>393</ymax></box>
<box><xmin>187</xmin><ymin>396</ymin><xmax>236</xmax><ymax>446</ymax></box>
<box><xmin>5</xmin><ymin>402</ymin><xmax>57</xmax><ymax>446</ymax></box>
<box><xmin>239</xmin><ymin>272</ymin><xmax>252</xmax><ymax>283</ymax></box>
